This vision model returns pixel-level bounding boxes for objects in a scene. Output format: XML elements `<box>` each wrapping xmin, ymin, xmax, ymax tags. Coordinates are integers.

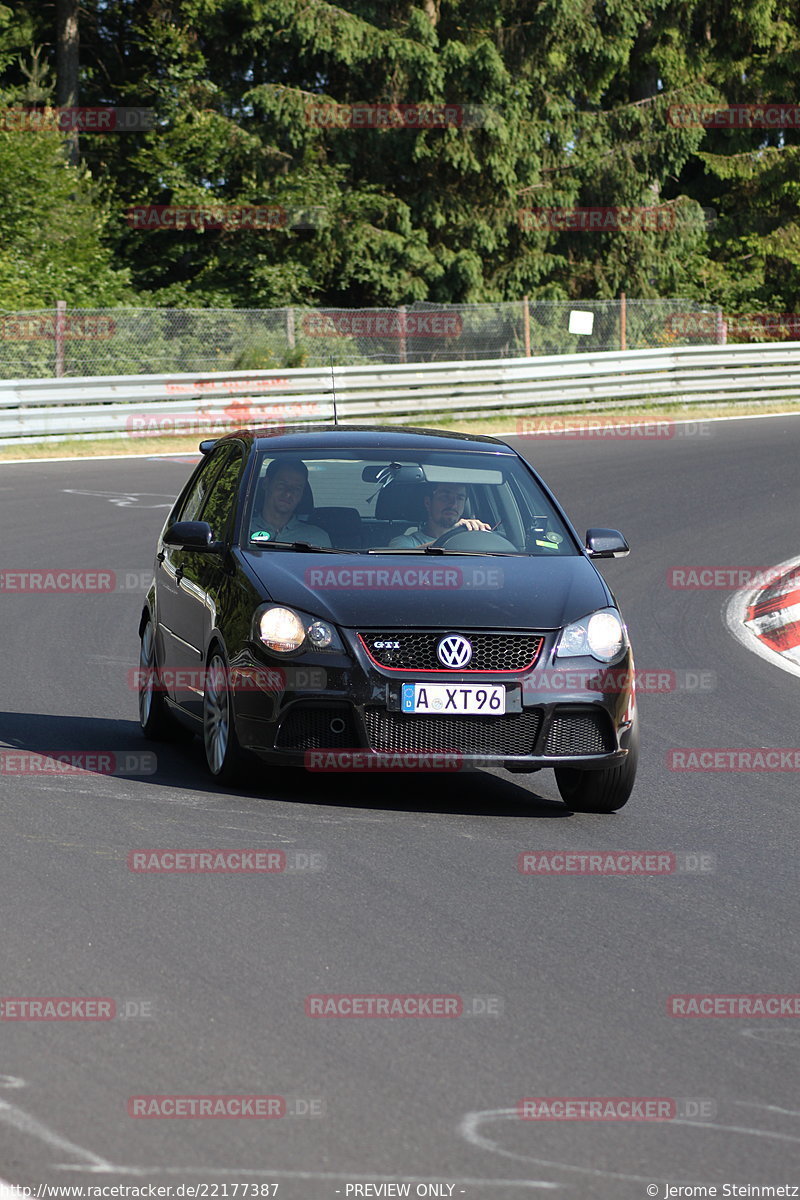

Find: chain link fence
<box><xmin>0</xmin><ymin>298</ymin><xmax>739</xmax><ymax>379</ymax></box>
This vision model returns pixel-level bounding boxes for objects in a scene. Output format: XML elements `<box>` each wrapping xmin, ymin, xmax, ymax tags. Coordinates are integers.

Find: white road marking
<box><xmin>736</xmin><ymin>1099</ymin><xmax>800</xmax><ymax>1117</ymax></box>
<box><xmin>0</xmin><ymin>1098</ymin><xmax>112</xmax><ymax>1168</ymax></box>
<box><xmin>458</xmin><ymin>1104</ymin><xmax>800</xmax><ymax>1185</ymax></box>
<box><xmin>0</xmin><ymin>1094</ymin><xmax>556</xmax><ymax>1190</ymax></box>
<box><xmin>58</xmin><ymin>1167</ymin><xmax>560</xmax><ymax>1188</ymax></box>
<box><xmin>62</xmin><ymin>489</ymin><xmax>173</xmax><ymax>508</ymax></box>
<box><xmin>460</xmin><ymin>1106</ymin><xmax>688</xmax><ymax>1185</ymax></box>
<box><xmin>0</xmin><ymin>453</ymin><xmax>199</xmax><ymax>466</ymax></box>
<box><xmin>3</xmin><ymin>1094</ymin><xmax>796</xmax><ymax>1187</ymax></box>
<box><xmin>741</xmin><ymin>1026</ymin><xmax>800</xmax><ymax>1047</ymax></box>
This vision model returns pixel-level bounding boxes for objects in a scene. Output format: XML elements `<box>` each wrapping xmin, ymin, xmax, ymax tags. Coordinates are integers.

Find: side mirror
<box><xmin>163</xmin><ymin>520</ymin><xmax>221</xmax><ymax>552</ymax></box>
<box><xmin>585</xmin><ymin>528</ymin><xmax>630</xmax><ymax>559</ymax></box>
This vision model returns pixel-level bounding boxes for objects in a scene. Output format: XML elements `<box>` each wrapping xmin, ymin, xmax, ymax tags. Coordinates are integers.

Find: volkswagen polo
<box><xmin>138</xmin><ymin>426</ymin><xmax>637</xmax><ymax>811</ymax></box>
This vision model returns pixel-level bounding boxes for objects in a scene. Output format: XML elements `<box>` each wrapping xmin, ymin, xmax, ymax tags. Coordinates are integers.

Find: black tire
<box><xmin>138</xmin><ymin>617</ymin><xmax>191</xmax><ymax>742</ymax></box>
<box><xmin>555</xmin><ymin>716</ymin><xmax>639</xmax><ymax>813</ymax></box>
<box><xmin>202</xmin><ymin>648</ymin><xmax>251</xmax><ymax>784</ymax></box>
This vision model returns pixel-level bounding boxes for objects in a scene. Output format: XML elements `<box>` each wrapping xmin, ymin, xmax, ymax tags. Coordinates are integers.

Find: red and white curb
<box><xmin>726</xmin><ymin>554</ymin><xmax>800</xmax><ymax>679</ymax></box>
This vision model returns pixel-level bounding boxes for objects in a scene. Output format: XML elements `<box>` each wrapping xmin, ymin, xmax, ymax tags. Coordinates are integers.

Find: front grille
<box><xmin>544</xmin><ymin>709</ymin><xmax>615</xmax><ymax>756</ymax></box>
<box><xmin>364</xmin><ymin>709</ymin><xmax>543</xmax><ymax>756</ymax></box>
<box><xmin>359</xmin><ymin>631</ymin><xmax>543</xmax><ymax>672</ymax></box>
<box><xmin>276</xmin><ymin>705</ymin><xmax>360</xmax><ymax>751</ymax></box>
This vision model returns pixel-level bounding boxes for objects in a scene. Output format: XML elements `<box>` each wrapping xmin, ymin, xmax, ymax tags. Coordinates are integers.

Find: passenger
<box><xmin>250</xmin><ymin>458</ymin><xmax>331</xmax><ymax>547</ymax></box>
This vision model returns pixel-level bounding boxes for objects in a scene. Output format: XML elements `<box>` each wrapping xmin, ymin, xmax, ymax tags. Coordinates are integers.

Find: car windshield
<box><xmin>242</xmin><ymin>447</ymin><xmax>578</xmax><ymax>555</ymax></box>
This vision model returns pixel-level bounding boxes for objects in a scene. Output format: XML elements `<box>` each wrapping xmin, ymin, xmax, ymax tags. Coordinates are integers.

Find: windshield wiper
<box><xmin>248</xmin><ymin>541</ymin><xmax>348</xmax><ymax>553</ymax></box>
<box><xmin>367</xmin><ymin>546</ymin><xmax>522</xmax><ymax>557</ymax></box>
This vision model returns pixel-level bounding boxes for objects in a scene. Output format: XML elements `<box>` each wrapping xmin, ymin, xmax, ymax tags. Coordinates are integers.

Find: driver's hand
<box><xmin>455</xmin><ymin>517</ymin><xmax>492</xmax><ymax>532</ymax></box>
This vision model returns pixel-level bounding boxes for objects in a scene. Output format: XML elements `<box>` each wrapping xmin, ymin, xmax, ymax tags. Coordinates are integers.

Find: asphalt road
<box><xmin>1</xmin><ymin>416</ymin><xmax>799</xmax><ymax>1199</ymax></box>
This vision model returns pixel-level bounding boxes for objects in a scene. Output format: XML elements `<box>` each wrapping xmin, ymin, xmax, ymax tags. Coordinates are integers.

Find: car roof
<box><xmin>201</xmin><ymin>424</ymin><xmax>517</xmax><ymax>455</ymax></box>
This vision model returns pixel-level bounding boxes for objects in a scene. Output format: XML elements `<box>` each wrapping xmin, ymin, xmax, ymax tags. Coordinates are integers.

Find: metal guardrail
<box><xmin>2</xmin><ymin>342</ymin><xmax>800</xmax><ymax>444</ymax></box>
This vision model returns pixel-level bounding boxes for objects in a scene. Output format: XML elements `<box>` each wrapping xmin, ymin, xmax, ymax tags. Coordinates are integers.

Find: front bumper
<box><xmin>232</xmin><ymin>630</ymin><xmax>635</xmax><ymax>771</ymax></box>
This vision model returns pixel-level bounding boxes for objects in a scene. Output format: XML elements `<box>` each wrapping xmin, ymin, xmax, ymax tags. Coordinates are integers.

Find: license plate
<box><xmin>401</xmin><ymin>683</ymin><xmax>506</xmax><ymax>715</ymax></box>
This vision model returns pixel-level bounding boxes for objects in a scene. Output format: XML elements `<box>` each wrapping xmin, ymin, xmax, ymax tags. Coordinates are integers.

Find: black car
<box><xmin>138</xmin><ymin>426</ymin><xmax>637</xmax><ymax>811</ymax></box>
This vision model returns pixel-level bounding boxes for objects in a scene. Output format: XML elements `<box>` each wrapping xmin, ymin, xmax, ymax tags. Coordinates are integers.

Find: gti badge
<box><xmin>437</xmin><ymin>634</ymin><xmax>473</xmax><ymax>668</ymax></box>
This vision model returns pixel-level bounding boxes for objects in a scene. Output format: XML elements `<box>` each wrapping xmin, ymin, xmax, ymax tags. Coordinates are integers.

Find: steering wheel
<box><xmin>431</xmin><ymin>526</ymin><xmax>518</xmax><ymax>551</ymax></box>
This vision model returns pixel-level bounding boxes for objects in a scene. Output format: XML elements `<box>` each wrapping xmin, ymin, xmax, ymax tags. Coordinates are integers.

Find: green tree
<box><xmin>3</xmin><ymin>0</ymin><xmax>800</xmax><ymax>315</ymax></box>
<box><xmin>0</xmin><ymin>120</ymin><xmax>134</xmax><ymax>306</ymax></box>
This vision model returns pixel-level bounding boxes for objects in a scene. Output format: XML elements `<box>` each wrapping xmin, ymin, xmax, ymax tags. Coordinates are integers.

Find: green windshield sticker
<box><xmin>251</xmin><ymin>530</ymin><xmax>272</xmax><ymax>540</ymax></box>
<box><xmin>536</xmin><ymin>539</ymin><xmax>559</xmax><ymax>549</ymax></box>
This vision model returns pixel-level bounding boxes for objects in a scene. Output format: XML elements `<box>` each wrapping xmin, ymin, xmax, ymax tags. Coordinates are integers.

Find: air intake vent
<box><xmin>363</xmin><ymin>709</ymin><xmax>543</xmax><ymax>756</ymax></box>
<box><xmin>276</xmin><ymin>705</ymin><xmax>360</xmax><ymax>751</ymax></box>
<box><xmin>544</xmin><ymin>709</ymin><xmax>615</xmax><ymax>756</ymax></box>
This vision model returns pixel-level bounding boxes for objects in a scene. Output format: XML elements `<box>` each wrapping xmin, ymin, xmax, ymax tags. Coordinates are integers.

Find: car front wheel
<box><xmin>139</xmin><ymin>617</ymin><xmax>190</xmax><ymax>742</ymax></box>
<box><xmin>203</xmin><ymin>649</ymin><xmax>249</xmax><ymax>784</ymax></box>
<box><xmin>554</xmin><ymin>717</ymin><xmax>639</xmax><ymax>813</ymax></box>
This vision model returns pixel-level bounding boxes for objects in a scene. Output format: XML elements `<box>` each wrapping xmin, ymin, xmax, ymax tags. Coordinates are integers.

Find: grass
<box><xmin>2</xmin><ymin>398</ymin><xmax>800</xmax><ymax>461</ymax></box>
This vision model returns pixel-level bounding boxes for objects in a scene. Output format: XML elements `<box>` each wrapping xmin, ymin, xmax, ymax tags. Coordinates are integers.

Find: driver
<box><xmin>389</xmin><ymin>482</ymin><xmax>491</xmax><ymax>548</ymax></box>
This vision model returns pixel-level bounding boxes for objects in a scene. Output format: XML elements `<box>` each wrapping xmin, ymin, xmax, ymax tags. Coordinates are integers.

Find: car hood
<box><xmin>239</xmin><ymin>550</ymin><xmax>614</xmax><ymax>630</ymax></box>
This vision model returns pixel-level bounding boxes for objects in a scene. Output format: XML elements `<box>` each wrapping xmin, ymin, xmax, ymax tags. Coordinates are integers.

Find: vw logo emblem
<box><xmin>437</xmin><ymin>634</ymin><xmax>473</xmax><ymax>668</ymax></box>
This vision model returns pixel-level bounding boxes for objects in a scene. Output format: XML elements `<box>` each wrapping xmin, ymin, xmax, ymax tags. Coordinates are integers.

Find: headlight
<box><xmin>308</xmin><ymin>620</ymin><xmax>334</xmax><ymax>649</ymax></box>
<box><xmin>256</xmin><ymin>607</ymin><xmax>341</xmax><ymax>654</ymax></box>
<box><xmin>258</xmin><ymin>607</ymin><xmax>307</xmax><ymax>653</ymax></box>
<box><xmin>556</xmin><ymin>609</ymin><xmax>627</xmax><ymax>663</ymax></box>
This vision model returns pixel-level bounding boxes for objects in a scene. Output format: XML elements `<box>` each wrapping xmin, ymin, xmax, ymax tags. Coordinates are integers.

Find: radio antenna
<box><xmin>329</xmin><ymin>355</ymin><xmax>338</xmax><ymax>426</ymax></box>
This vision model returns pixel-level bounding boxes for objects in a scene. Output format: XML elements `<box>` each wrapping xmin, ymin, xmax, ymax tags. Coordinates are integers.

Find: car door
<box><xmin>171</xmin><ymin>445</ymin><xmax>246</xmax><ymax>719</ymax></box>
<box><xmin>156</xmin><ymin>447</ymin><xmax>230</xmax><ymax>708</ymax></box>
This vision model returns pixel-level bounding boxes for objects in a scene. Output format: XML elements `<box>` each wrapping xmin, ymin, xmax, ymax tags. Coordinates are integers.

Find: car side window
<box><xmin>175</xmin><ymin>451</ymin><xmax>227</xmax><ymax>523</ymax></box>
<box><xmin>199</xmin><ymin>450</ymin><xmax>244</xmax><ymax>541</ymax></box>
